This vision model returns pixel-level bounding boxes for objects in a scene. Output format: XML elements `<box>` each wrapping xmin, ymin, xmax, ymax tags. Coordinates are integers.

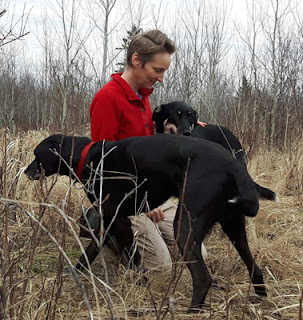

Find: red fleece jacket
<box><xmin>90</xmin><ymin>73</ymin><xmax>154</xmax><ymax>141</ymax></box>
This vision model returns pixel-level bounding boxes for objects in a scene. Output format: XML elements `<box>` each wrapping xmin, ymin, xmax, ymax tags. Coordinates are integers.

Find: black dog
<box><xmin>25</xmin><ymin>134</ymin><xmax>267</xmax><ymax>312</ymax></box>
<box><xmin>153</xmin><ymin>101</ymin><xmax>276</xmax><ymax>201</ymax></box>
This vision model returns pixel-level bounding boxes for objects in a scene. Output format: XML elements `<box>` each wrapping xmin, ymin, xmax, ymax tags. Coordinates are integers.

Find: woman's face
<box><xmin>133</xmin><ymin>51</ymin><xmax>172</xmax><ymax>90</ymax></box>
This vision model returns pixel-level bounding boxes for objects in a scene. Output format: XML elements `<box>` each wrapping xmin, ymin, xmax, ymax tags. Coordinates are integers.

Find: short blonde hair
<box><xmin>127</xmin><ymin>30</ymin><xmax>176</xmax><ymax>67</ymax></box>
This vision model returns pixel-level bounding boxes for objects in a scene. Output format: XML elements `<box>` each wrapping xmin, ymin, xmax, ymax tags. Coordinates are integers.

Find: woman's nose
<box><xmin>157</xmin><ymin>73</ymin><xmax>164</xmax><ymax>82</ymax></box>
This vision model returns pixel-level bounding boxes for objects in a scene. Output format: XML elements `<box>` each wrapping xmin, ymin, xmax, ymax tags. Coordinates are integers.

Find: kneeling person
<box><xmin>88</xmin><ymin>29</ymin><xmax>207</xmax><ymax>269</ymax></box>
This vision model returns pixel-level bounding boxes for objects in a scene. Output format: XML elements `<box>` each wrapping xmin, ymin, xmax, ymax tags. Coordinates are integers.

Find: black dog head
<box><xmin>25</xmin><ymin>134</ymin><xmax>91</xmax><ymax>180</ymax></box>
<box><xmin>153</xmin><ymin>101</ymin><xmax>198</xmax><ymax>136</ymax></box>
<box><xmin>25</xmin><ymin>134</ymin><xmax>66</xmax><ymax>180</ymax></box>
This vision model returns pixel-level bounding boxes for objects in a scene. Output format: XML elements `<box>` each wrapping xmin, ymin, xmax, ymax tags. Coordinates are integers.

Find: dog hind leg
<box><xmin>219</xmin><ymin>213</ymin><xmax>267</xmax><ymax>296</ymax></box>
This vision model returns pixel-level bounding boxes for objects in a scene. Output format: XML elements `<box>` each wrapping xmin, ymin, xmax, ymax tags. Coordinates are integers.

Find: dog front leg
<box><xmin>75</xmin><ymin>217</ymin><xmax>142</xmax><ymax>271</ymax></box>
<box><xmin>75</xmin><ymin>238</ymin><xmax>100</xmax><ymax>271</ymax></box>
<box><xmin>174</xmin><ymin>211</ymin><xmax>212</xmax><ymax>312</ymax></box>
<box><xmin>220</xmin><ymin>214</ymin><xmax>267</xmax><ymax>297</ymax></box>
<box><xmin>110</xmin><ymin>217</ymin><xmax>142</xmax><ymax>270</ymax></box>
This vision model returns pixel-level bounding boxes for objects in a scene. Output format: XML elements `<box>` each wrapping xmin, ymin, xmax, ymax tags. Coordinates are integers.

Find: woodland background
<box><xmin>1</xmin><ymin>0</ymin><xmax>303</xmax><ymax>151</ymax></box>
<box><xmin>0</xmin><ymin>0</ymin><xmax>302</xmax><ymax>319</ymax></box>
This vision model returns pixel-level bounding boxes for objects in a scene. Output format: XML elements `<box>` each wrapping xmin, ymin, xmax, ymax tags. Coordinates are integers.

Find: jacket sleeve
<box><xmin>90</xmin><ymin>89</ymin><xmax>119</xmax><ymax>141</ymax></box>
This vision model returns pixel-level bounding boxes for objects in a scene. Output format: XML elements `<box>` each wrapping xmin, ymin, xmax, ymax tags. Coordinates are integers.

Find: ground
<box><xmin>0</xmin><ymin>130</ymin><xmax>302</xmax><ymax>319</ymax></box>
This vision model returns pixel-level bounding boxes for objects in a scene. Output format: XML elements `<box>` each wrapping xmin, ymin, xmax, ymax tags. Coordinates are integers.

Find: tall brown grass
<box><xmin>0</xmin><ymin>129</ymin><xmax>302</xmax><ymax>319</ymax></box>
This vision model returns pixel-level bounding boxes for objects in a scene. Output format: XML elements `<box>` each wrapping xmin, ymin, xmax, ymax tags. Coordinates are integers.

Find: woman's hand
<box><xmin>197</xmin><ymin>121</ymin><xmax>207</xmax><ymax>127</ymax></box>
<box><xmin>146</xmin><ymin>207</ymin><xmax>165</xmax><ymax>222</ymax></box>
<box><xmin>163</xmin><ymin>119</ymin><xmax>177</xmax><ymax>134</ymax></box>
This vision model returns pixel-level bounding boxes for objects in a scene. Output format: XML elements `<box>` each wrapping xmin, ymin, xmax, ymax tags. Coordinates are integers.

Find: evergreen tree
<box><xmin>115</xmin><ymin>25</ymin><xmax>142</xmax><ymax>72</ymax></box>
<box><xmin>237</xmin><ymin>75</ymin><xmax>252</xmax><ymax>101</ymax></box>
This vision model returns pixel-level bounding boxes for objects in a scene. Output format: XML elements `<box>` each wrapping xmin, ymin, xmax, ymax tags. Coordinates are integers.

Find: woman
<box><xmin>90</xmin><ymin>30</ymin><xmax>207</xmax><ymax>269</ymax></box>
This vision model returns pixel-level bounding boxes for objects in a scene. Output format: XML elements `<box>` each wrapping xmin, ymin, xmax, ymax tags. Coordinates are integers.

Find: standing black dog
<box><xmin>25</xmin><ymin>134</ymin><xmax>267</xmax><ymax>312</ymax></box>
<box><xmin>153</xmin><ymin>101</ymin><xmax>276</xmax><ymax>201</ymax></box>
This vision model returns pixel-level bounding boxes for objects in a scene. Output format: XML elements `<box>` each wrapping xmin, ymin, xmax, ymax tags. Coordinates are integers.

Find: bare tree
<box><xmin>235</xmin><ymin>0</ymin><xmax>296</xmax><ymax>148</ymax></box>
<box><xmin>234</xmin><ymin>0</ymin><xmax>265</xmax><ymax>130</ymax></box>
<box><xmin>203</xmin><ymin>0</ymin><xmax>231</xmax><ymax>122</ymax></box>
<box><xmin>81</xmin><ymin>0</ymin><xmax>121</xmax><ymax>89</ymax></box>
<box><xmin>0</xmin><ymin>1</ymin><xmax>30</xmax><ymax>48</ymax></box>
<box><xmin>44</xmin><ymin>0</ymin><xmax>90</xmax><ymax>131</ymax></box>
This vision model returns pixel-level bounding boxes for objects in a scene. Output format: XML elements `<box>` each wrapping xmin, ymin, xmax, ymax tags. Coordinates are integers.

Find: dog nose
<box><xmin>183</xmin><ymin>131</ymin><xmax>191</xmax><ymax>136</ymax></box>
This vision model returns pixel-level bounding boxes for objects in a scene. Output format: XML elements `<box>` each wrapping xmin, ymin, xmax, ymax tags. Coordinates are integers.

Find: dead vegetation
<box><xmin>0</xmin><ymin>129</ymin><xmax>302</xmax><ymax>319</ymax></box>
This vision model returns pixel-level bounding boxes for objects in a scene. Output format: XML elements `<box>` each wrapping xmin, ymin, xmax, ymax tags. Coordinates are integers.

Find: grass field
<box><xmin>0</xmin><ymin>129</ymin><xmax>302</xmax><ymax>319</ymax></box>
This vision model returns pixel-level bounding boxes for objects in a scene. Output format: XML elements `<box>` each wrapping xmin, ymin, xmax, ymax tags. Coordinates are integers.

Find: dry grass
<box><xmin>0</xmin><ymin>128</ymin><xmax>302</xmax><ymax>319</ymax></box>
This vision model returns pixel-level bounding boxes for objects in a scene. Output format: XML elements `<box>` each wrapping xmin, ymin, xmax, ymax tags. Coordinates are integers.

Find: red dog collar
<box><xmin>76</xmin><ymin>142</ymin><xmax>95</xmax><ymax>181</ymax></box>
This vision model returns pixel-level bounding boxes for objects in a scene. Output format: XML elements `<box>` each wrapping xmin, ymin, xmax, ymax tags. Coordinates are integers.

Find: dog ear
<box><xmin>34</xmin><ymin>135</ymin><xmax>62</xmax><ymax>176</ymax></box>
<box><xmin>51</xmin><ymin>135</ymin><xmax>78</xmax><ymax>176</ymax></box>
<box><xmin>153</xmin><ymin>104</ymin><xmax>168</xmax><ymax>133</ymax></box>
<box><xmin>152</xmin><ymin>105</ymin><xmax>163</xmax><ymax>119</ymax></box>
<box><xmin>189</xmin><ymin>109</ymin><xmax>198</xmax><ymax>126</ymax></box>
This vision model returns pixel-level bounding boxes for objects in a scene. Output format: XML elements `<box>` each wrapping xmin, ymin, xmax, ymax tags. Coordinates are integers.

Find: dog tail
<box><xmin>254</xmin><ymin>183</ymin><xmax>277</xmax><ymax>201</ymax></box>
<box><xmin>228</xmin><ymin>167</ymin><xmax>259</xmax><ymax>217</ymax></box>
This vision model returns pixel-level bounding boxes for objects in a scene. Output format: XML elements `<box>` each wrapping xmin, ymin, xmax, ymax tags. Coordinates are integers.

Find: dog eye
<box><xmin>188</xmin><ymin>111</ymin><xmax>192</xmax><ymax>115</ymax></box>
<box><xmin>177</xmin><ymin>111</ymin><xmax>182</xmax><ymax>115</ymax></box>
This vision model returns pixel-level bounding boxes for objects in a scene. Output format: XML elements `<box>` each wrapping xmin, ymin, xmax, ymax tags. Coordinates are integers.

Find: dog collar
<box><xmin>76</xmin><ymin>141</ymin><xmax>95</xmax><ymax>181</ymax></box>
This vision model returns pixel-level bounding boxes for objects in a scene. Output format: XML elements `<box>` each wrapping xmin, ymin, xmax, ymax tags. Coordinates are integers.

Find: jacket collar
<box><xmin>111</xmin><ymin>73</ymin><xmax>153</xmax><ymax>101</ymax></box>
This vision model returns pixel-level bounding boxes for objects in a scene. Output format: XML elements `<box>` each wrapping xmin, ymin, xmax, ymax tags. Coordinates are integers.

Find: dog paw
<box><xmin>248</xmin><ymin>295</ymin><xmax>266</xmax><ymax>304</ymax></box>
<box><xmin>187</xmin><ymin>303</ymin><xmax>209</xmax><ymax>313</ymax></box>
<box><xmin>254</xmin><ymin>285</ymin><xmax>267</xmax><ymax>297</ymax></box>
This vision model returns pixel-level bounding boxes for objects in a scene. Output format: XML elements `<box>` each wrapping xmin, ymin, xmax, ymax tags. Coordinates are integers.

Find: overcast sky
<box><xmin>8</xmin><ymin>0</ymin><xmax>252</xmax><ymax>45</ymax></box>
<box><xmin>4</xmin><ymin>0</ymin><xmax>303</xmax><ymax>73</ymax></box>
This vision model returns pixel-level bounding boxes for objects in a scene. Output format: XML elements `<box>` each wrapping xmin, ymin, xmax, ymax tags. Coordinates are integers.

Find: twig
<box><xmin>0</xmin><ymin>200</ymin><xmax>94</xmax><ymax>320</ymax></box>
<box><xmin>157</xmin><ymin>158</ymin><xmax>192</xmax><ymax>320</ymax></box>
<box><xmin>299</xmin><ymin>288</ymin><xmax>302</xmax><ymax>320</ymax></box>
<box><xmin>225</xmin><ymin>241</ymin><xmax>233</xmax><ymax>320</ymax></box>
<box><xmin>241</xmin><ymin>261</ymin><xmax>254</xmax><ymax>320</ymax></box>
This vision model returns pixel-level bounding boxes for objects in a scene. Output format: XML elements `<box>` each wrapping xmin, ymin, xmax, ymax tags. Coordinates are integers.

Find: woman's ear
<box><xmin>131</xmin><ymin>53</ymin><xmax>141</xmax><ymax>67</ymax></box>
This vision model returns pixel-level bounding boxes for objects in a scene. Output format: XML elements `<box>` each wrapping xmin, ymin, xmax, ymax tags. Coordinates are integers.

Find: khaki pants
<box><xmin>129</xmin><ymin>199</ymin><xmax>207</xmax><ymax>270</ymax></box>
